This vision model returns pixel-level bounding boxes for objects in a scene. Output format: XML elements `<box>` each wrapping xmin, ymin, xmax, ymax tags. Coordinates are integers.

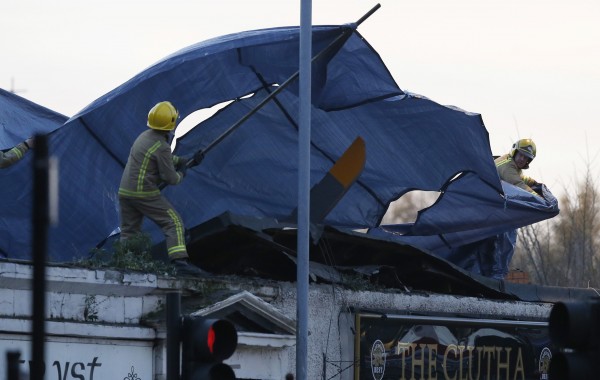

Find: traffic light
<box><xmin>181</xmin><ymin>316</ymin><xmax>238</xmax><ymax>380</ymax></box>
<box><xmin>548</xmin><ymin>299</ymin><xmax>600</xmax><ymax>379</ymax></box>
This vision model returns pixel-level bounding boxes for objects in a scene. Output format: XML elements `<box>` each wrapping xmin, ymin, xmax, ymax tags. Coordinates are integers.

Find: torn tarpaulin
<box><xmin>369</xmin><ymin>173</ymin><xmax>559</xmax><ymax>277</ymax></box>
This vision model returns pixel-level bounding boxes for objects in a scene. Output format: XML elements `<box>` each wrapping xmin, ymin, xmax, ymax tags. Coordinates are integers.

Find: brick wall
<box><xmin>506</xmin><ymin>269</ymin><xmax>530</xmax><ymax>284</ymax></box>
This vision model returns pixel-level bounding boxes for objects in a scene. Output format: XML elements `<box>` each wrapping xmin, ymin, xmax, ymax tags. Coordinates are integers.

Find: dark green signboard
<box><xmin>355</xmin><ymin>313</ymin><xmax>554</xmax><ymax>380</ymax></box>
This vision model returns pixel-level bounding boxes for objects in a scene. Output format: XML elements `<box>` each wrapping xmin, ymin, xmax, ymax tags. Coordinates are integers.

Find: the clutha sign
<box><xmin>355</xmin><ymin>313</ymin><xmax>554</xmax><ymax>380</ymax></box>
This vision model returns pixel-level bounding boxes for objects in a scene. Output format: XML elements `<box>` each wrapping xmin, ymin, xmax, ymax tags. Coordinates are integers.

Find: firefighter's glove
<box><xmin>178</xmin><ymin>165</ymin><xmax>187</xmax><ymax>178</ymax></box>
<box><xmin>192</xmin><ymin>150</ymin><xmax>205</xmax><ymax>166</ymax></box>
<box><xmin>535</xmin><ymin>183</ymin><xmax>545</xmax><ymax>197</ymax></box>
<box><xmin>531</xmin><ymin>182</ymin><xmax>545</xmax><ymax>197</ymax></box>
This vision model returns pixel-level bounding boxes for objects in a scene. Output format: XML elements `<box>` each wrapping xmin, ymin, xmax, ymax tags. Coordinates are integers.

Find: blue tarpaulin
<box><xmin>0</xmin><ymin>89</ymin><xmax>67</xmax><ymax>257</ymax></box>
<box><xmin>0</xmin><ymin>25</ymin><xmax>557</xmax><ymax>265</ymax></box>
<box><xmin>0</xmin><ymin>88</ymin><xmax>67</xmax><ymax>149</ymax></box>
<box><xmin>369</xmin><ymin>175</ymin><xmax>559</xmax><ymax>274</ymax></box>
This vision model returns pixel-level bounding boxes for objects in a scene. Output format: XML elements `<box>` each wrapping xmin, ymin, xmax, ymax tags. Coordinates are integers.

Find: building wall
<box><xmin>0</xmin><ymin>261</ymin><xmax>552</xmax><ymax>380</ymax></box>
<box><xmin>267</xmin><ymin>283</ymin><xmax>552</xmax><ymax>380</ymax></box>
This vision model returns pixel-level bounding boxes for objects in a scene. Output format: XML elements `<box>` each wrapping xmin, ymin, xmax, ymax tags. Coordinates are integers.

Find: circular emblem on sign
<box><xmin>539</xmin><ymin>347</ymin><xmax>552</xmax><ymax>380</ymax></box>
<box><xmin>371</xmin><ymin>339</ymin><xmax>386</xmax><ymax>380</ymax></box>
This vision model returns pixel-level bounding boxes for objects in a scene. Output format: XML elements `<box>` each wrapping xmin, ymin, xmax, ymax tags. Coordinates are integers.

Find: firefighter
<box><xmin>0</xmin><ymin>138</ymin><xmax>34</xmax><ymax>168</ymax></box>
<box><xmin>494</xmin><ymin>138</ymin><xmax>540</xmax><ymax>196</ymax></box>
<box><xmin>118</xmin><ymin>101</ymin><xmax>206</xmax><ymax>276</ymax></box>
<box><xmin>487</xmin><ymin>138</ymin><xmax>541</xmax><ymax>279</ymax></box>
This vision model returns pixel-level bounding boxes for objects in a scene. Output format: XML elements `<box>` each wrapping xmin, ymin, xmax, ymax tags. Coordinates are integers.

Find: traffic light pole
<box><xmin>166</xmin><ymin>292</ymin><xmax>181</xmax><ymax>380</ymax></box>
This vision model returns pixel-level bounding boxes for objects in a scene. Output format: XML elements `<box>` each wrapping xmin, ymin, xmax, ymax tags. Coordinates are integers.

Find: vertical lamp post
<box><xmin>297</xmin><ymin>0</ymin><xmax>312</xmax><ymax>379</ymax></box>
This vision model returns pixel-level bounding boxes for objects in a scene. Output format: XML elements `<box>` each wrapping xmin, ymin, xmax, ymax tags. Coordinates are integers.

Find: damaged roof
<box><xmin>1</xmin><ymin>24</ymin><xmax>561</xmax><ymax>301</ymax></box>
<box><xmin>176</xmin><ymin>212</ymin><xmax>593</xmax><ymax>304</ymax></box>
<box><xmin>1</xmin><ymin>25</ymin><xmax>555</xmax><ymax>264</ymax></box>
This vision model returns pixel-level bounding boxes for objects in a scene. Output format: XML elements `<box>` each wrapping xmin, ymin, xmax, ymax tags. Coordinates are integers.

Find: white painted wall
<box><xmin>0</xmin><ymin>261</ymin><xmax>552</xmax><ymax>380</ymax></box>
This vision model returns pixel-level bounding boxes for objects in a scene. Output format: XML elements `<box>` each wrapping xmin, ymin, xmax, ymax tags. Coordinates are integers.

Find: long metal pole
<box><xmin>297</xmin><ymin>0</ymin><xmax>312</xmax><ymax>379</ymax></box>
<box><xmin>193</xmin><ymin>3</ymin><xmax>381</xmax><ymax>161</ymax></box>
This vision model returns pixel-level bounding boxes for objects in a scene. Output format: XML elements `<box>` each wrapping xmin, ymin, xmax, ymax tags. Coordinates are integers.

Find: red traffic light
<box><xmin>181</xmin><ymin>317</ymin><xmax>238</xmax><ymax>380</ymax></box>
<box><xmin>186</xmin><ymin>318</ymin><xmax>237</xmax><ymax>361</ymax></box>
<box><xmin>207</xmin><ymin>325</ymin><xmax>215</xmax><ymax>354</ymax></box>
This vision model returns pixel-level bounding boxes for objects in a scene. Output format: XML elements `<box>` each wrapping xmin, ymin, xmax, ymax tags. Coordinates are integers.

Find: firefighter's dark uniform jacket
<box><xmin>494</xmin><ymin>153</ymin><xmax>539</xmax><ymax>196</ymax></box>
<box><xmin>119</xmin><ymin>129</ymin><xmax>188</xmax><ymax>260</ymax></box>
<box><xmin>0</xmin><ymin>142</ymin><xmax>29</xmax><ymax>169</ymax></box>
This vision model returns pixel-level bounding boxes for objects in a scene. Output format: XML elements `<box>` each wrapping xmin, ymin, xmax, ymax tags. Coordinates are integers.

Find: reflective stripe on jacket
<box><xmin>0</xmin><ymin>142</ymin><xmax>28</xmax><ymax>169</ymax></box>
<box><xmin>119</xmin><ymin>130</ymin><xmax>183</xmax><ymax>198</ymax></box>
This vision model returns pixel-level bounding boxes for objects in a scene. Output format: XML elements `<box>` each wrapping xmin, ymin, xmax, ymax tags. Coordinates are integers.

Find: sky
<box><xmin>3</xmin><ymin>0</ymin><xmax>600</xmax><ymax>200</ymax></box>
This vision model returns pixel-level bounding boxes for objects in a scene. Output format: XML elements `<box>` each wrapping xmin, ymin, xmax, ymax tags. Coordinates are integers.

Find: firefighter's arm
<box><xmin>0</xmin><ymin>140</ymin><xmax>30</xmax><ymax>169</ymax></box>
<box><xmin>521</xmin><ymin>174</ymin><xmax>544</xmax><ymax>197</ymax></box>
<box><xmin>156</xmin><ymin>144</ymin><xmax>184</xmax><ymax>185</ymax></box>
<box><xmin>522</xmin><ymin>174</ymin><xmax>539</xmax><ymax>187</ymax></box>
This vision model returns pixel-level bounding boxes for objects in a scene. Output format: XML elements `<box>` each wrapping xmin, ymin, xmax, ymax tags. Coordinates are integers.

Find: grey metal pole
<box><xmin>297</xmin><ymin>0</ymin><xmax>312</xmax><ymax>379</ymax></box>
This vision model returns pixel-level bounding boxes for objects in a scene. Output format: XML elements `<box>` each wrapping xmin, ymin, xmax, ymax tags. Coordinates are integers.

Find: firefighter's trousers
<box><xmin>119</xmin><ymin>195</ymin><xmax>188</xmax><ymax>260</ymax></box>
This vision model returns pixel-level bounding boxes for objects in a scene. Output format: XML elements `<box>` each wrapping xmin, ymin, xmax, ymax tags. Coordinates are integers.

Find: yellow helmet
<box><xmin>147</xmin><ymin>101</ymin><xmax>179</xmax><ymax>131</ymax></box>
<box><xmin>510</xmin><ymin>138</ymin><xmax>536</xmax><ymax>160</ymax></box>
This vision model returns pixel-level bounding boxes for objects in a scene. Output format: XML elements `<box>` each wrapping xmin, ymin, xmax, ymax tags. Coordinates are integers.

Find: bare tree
<box><xmin>551</xmin><ymin>165</ymin><xmax>600</xmax><ymax>287</ymax></box>
<box><xmin>514</xmin><ymin>163</ymin><xmax>600</xmax><ymax>288</ymax></box>
<box><xmin>514</xmin><ymin>222</ymin><xmax>554</xmax><ymax>285</ymax></box>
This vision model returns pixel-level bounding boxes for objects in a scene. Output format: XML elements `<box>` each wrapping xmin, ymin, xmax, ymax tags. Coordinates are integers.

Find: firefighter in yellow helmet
<box><xmin>494</xmin><ymin>138</ymin><xmax>540</xmax><ymax>197</ymax></box>
<box><xmin>0</xmin><ymin>138</ymin><xmax>34</xmax><ymax>168</ymax></box>
<box><xmin>118</xmin><ymin>101</ymin><xmax>206</xmax><ymax>276</ymax></box>
<box><xmin>486</xmin><ymin>138</ymin><xmax>543</xmax><ymax>280</ymax></box>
